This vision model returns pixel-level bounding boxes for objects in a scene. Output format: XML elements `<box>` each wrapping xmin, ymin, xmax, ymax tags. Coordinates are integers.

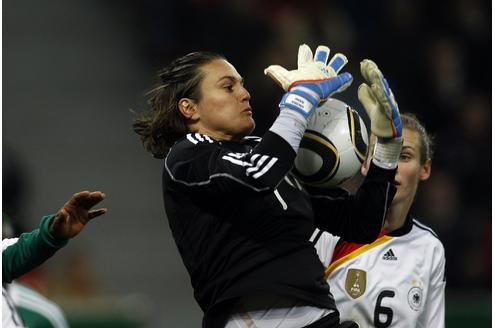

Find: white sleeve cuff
<box><xmin>372</xmin><ymin>137</ymin><xmax>403</xmax><ymax>170</ymax></box>
<box><xmin>269</xmin><ymin>109</ymin><xmax>308</xmax><ymax>153</ymax></box>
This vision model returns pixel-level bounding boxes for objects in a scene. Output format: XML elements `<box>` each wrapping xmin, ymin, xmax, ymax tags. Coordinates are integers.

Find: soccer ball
<box><xmin>293</xmin><ymin>98</ymin><xmax>369</xmax><ymax>188</ymax></box>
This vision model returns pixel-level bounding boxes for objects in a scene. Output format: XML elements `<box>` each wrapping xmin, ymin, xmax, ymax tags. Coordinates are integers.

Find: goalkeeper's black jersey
<box><xmin>162</xmin><ymin>131</ymin><xmax>396</xmax><ymax>327</ymax></box>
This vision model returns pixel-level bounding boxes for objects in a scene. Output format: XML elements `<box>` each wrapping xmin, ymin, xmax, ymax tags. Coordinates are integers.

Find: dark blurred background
<box><xmin>3</xmin><ymin>0</ymin><xmax>491</xmax><ymax>327</ymax></box>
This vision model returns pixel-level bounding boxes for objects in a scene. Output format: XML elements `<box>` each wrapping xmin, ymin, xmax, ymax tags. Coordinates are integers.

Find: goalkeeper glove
<box><xmin>265</xmin><ymin>44</ymin><xmax>352</xmax><ymax>119</ymax></box>
<box><xmin>358</xmin><ymin>59</ymin><xmax>402</xmax><ymax>138</ymax></box>
<box><xmin>358</xmin><ymin>59</ymin><xmax>403</xmax><ymax>169</ymax></box>
<box><xmin>265</xmin><ymin>44</ymin><xmax>349</xmax><ymax>91</ymax></box>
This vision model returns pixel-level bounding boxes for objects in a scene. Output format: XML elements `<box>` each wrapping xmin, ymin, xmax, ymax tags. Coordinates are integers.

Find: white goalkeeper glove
<box><xmin>265</xmin><ymin>44</ymin><xmax>349</xmax><ymax>91</ymax></box>
<box><xmin>264</xmin><ymin>44</ymin><xmax>352</xmax><ymax>119</ymax></box>
<box><xmin>358</xmin><ymin>59</ymin><xmax>403</xmax><ymax>169</ymax></box>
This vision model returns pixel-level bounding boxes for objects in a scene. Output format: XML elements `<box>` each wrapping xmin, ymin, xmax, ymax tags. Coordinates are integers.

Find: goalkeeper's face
<box><xmin>392</xmin><ymin>128</ymin><xmax>431</xmax><ymax>207</ymax></box>
<box><xmin>191</xmin><ymin>59</ymin><xmax>255</xmax><ymax>141</ymax></box>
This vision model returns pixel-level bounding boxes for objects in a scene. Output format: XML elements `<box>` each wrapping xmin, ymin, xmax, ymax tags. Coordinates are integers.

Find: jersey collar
<box><xmin>387</xmin><ymin>213</ymin><xmax>414</xmax><ymax>237</ymax></box>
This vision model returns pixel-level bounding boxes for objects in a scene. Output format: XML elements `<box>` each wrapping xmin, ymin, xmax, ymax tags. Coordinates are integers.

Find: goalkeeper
<box><xmin>225</xmin><ymin>47</ymin><xmax>404</xmax><ymax>328</ymax></box>
<box><xmin>133</xmin><ymin>43</ymin><xmax>399</xmax><ymax>328</ymax></box>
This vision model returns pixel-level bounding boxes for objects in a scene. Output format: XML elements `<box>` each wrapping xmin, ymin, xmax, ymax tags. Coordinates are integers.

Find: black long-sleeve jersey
<box><xmin>162</xmin><ymin>131</ymin><xmax>396</xmax><ymax>327</ymax></box>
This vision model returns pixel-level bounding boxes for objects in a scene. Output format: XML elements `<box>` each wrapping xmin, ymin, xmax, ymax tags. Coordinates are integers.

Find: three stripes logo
<box><xmin>382</xmin><ymin>248</ymin><xmax>398</xmax><ymax>261</ymax></box>
<box><xmin>222</xmin><ymin>152</ymin><xmax>278</xmax><ymax>179</ymax></box>
<box><xmin>184</xmin><ymin>133</ymin><xmax>279</xmax><ymax>180</ymax></box>
<box><xmin>186</xmin><ymin>133</ymin><xmax>214</xmax><ymax>144</ymax></box>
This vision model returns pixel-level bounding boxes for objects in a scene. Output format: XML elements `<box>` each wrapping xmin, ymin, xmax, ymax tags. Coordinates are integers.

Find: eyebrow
<box><xmin>218</xmin><ymin>76</ymin><xmax>244</xmax><ymax>84</ymax></box>
<box><xmin>402</xmin><ymin>145</ymin><xmax>416</xmax><ymax>152</ymax></box>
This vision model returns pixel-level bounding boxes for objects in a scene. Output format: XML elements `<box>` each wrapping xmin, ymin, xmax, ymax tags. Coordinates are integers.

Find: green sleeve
<box><xmin>2</xmin><ymin>215</ymin><xmax>68</xmax><ymax>283</ymax></box>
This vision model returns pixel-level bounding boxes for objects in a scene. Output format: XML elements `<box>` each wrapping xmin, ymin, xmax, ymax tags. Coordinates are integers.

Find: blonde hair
<box><xmin>400</xmin><ymin>113</ymin><xmax>434</xmax><ymax>164</ymax></box>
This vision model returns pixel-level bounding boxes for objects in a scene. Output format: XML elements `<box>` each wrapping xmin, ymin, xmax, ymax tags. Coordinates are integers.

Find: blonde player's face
<box><xmin>361</xmin><ymin>128</ymin><xmax>431</xmax><ymax>208</ymax></box>
<box><xmin>391</xmin><ymin>128</ymin><xmax>431</xmax><ymax>207</ymax></box>
<box><xmin>193</xmin><ymin>59</ymin><xmax>255</xmax><ymax>140</ymax></box>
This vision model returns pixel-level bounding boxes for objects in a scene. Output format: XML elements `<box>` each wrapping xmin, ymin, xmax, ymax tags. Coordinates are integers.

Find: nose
<box><xmin>239</xmin><ymin>86</ymin><xmax>251</xmax><ymax>102</ymax></box>
<box><xmin>394</xmin><ymin>167</ymin><xmax>400</xmax><ymax>181</ymax></box>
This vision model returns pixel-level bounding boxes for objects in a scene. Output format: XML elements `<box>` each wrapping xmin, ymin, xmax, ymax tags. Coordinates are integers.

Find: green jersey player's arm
<box><xmin>2</xmin><ymin>215</ymin><xmax>68</xmax><ymax>284</ymax></box>
<box><xmin>2</xmin><ymin>190</ymin><xmax>107</xmax><ymax>283</ymax></box>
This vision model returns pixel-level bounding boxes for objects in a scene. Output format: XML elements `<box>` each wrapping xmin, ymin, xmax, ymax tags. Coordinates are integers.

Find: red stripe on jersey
<box><xmin>331</xmin><ymin>230</ymin><xmax>387</xmax><ymax>264</ymax></box>
<box><xmin>325</xmin><ymin>230</ymin><xmax>392</xmax><ymax>279</ymax></box>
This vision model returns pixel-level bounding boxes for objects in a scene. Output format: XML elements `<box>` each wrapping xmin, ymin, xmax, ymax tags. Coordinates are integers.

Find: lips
<box><xmin>242</xmin><ymin>107</ymin><xmax>252</xmax><ymax>114</ymax></box>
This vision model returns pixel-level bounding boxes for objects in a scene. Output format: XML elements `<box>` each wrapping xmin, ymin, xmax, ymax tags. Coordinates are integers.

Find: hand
<box><xmin>265</xmin><ymin>44</ymin><xmax>352</xmax><ymax>118</ymax></box>
<box><xmin>358</xmin><ymin>59</ymin><xmax>402</xmax><ymax>138</ymax></box>
<box><xmin>50</xmin><ymin>191</ymin><xmax>107</xmax><ymax>239</ymax></box>
<box><xmin>265</xmin><ymin>44</ymin><xmax>349</xmax><ymax>91</ymax></box>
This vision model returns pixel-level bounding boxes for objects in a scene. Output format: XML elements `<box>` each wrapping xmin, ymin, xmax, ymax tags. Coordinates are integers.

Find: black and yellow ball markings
<box><xmin>346</xmin><ymin>107</ymin><xmax>368</xmax><ymax>162</ymax></box>
<box><xmin>294</xmin><ymin>129</ymin><xmax>340</xmax><ymax>185</ymax></box>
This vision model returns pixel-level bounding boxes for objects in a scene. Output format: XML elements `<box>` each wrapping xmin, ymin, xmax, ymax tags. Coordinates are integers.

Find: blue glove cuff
<box><xmin>279</xmin><ymin>90</ymin><xmax>318</xmax><ymax>118</ymax></box>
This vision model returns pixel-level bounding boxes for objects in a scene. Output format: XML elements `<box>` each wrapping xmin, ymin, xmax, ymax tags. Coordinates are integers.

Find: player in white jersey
<box><xmin>8</xmin><ymin>281</ymin><xmax>70</xmax><ymax>328</ymax></box>
<box><xmin>314</xmin><ymin>113</ymin><xmax>446</xmax><ymax>327</ymax></box>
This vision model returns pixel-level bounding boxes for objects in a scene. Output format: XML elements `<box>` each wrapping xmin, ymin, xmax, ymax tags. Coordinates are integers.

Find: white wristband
<box><xmin>372</xmin><ymin>137</ymin><xmax>403</xmax><ymax>170</ymax></box>
<box><xmin>269</xmin><ymin>110</ymin><xmax>308</xmax><ymax>153</ymax></box>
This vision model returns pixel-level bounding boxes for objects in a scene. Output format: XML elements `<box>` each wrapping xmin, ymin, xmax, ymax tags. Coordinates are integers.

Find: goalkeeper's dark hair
<box><xmin>132</xmin><ymin>51</ymin><xmax>225</xmax><ymax>158</ymax></box>
<box><xmin>400</xmin><ymin>113</ymin><xmax>434</xmax><ymax>164</ymax></box>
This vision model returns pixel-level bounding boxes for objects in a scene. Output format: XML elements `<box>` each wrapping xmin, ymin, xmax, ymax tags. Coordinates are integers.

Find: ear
<box><xmin>178</xmin><ymin>98</ymin><xmax>199</xmax><ymax>120</ymax></box>
<box><xmin>419</xmin><ymin>159</ymin><xmax>432</xmax><ymax>181</ymax></box>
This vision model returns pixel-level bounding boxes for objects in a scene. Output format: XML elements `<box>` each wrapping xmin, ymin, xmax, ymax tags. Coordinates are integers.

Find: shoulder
<box><xmin>168</xmin><ymin>133</ymin><xmax>259</xmax><ymax>161</ymax></box>
<box><xmin>167</xmin><ymin>133</ymin><xmax>220</xmax><ymax>162</ymax></box>
<box><xmin>411</xmin><ymin>218</ymin><xmax>440</xmax><ymax>239</ymax></box>
<box><xmin>171</xmin><ymin>133</ymin><xmax>217</xmax><ymax>152</ymax></box>
<box><xmin>2</xmin><ymin>237</ymin><xmax>19</xmax><ymax>251</ymax></box>
<box><xmin>241</xmin><ymin>135</ymin><xmax>262</xmax><ymax>146</ymax></box>
<box><xmin>410</xmin><ymin>217</ymin><xmax>444</xmax><ymax>249</ymax></box>
<box><xmin>9</xmin><ymin>282</ymin><xmax>68</xmax><ymax>327</ymax></box>
<box><xmin>183</xmin><ymin>133</ymin><xmax>217</xmax><ymax>146</ymax></box>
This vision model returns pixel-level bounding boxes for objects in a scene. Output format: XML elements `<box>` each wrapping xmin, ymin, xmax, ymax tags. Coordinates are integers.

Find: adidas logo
<box><xmin>383</xmin><ymin>249</ymin><xmax>398</xmax><ymax>261</ymax></box>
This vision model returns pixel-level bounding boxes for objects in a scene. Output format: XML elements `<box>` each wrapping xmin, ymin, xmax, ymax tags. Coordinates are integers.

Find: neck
<box><xmin>192</xmin><ymin>126</ymin><xmax>233</xmax><ymax>142</ymax></box>
<box><xmin>383</xmin><ymin>198</ymin><xmax>412</xmax><ymax>232</ymax></box>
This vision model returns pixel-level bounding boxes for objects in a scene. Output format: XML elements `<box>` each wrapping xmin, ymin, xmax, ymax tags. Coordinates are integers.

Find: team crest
<box><xmin>408</xmin><ymin>287</ymin><xmax>423</xmax><ymax>311</ymax></box>
<box><xmin>345</xmin><ymin>268</ymin><xmax>366</xmax><ymax>299</ymax></box>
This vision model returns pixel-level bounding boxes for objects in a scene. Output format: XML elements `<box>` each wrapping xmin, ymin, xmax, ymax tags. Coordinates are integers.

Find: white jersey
<box><xmin>3</xmin><ymin>238</ymin><xmax>26</xmax><ymax>328</ymax></box>
<box><xmin>314</xmin><ymin>216</ymin><xmax>446</xmax><ymax>328</ymax></box>
<box><xmin>3</xmin><ymin>286</ymin><xmax>25</xmax><ymax>328</ymax></box>
<box><xmin>8</xmin><ymin>282</ymin><xmax>69</xmax><ymax>328</ymax></box>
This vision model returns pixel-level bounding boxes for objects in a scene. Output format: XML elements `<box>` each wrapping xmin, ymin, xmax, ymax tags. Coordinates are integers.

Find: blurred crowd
<box><xmin>128</xmin><ymin>0</ymin><xmax>491</xmax><ymax>289</ymax></box>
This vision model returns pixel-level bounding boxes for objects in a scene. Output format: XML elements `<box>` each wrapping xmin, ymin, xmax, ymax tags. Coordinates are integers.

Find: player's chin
<box><xmin>240</xmin><ymin>117</ymin><xmax>256</xmax><ymax>135</ymax></box>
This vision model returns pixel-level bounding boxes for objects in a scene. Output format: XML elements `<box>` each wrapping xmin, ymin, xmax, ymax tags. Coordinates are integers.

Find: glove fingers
<box><xmin>370</xmin><ymin>83</ymin><xmax>392</xmax><ymax>116</ymax></box>
<box><xmin>360</xmin><ymin>59</ymin><xmax>380</xmax><ymax>84</ymax></box>
<box><xmin>357</xmin><ymin>83</ymin><xmax>378</xmax><ymax>116</ymax></box>
<box><xmin>328</xmin><ymin>53</ymin><xmax>348</xmax><ymax>74</ymax></box>
<box><xmin>298</xmin><ymin>44</ymin><xmax>313</xmax><ymax>68</ymax></box>
<box><xmin>314</xmin><ymin>45</ymin><xmax>330</xmax><ymax>66</ymax></box>
<box><xmin>335</xmin><ymin>72</ymin><xmax>353</xmax><ymax>92</ymax></box>
<box><xmin>325</xmin><ymin>72</ymin><xmax>353</xmax><ymax>99</ymax></box>
<box><xmin>264</xmin><ymin>65</ymin><xmax>290</xmax><ymax>90</ymax></box>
